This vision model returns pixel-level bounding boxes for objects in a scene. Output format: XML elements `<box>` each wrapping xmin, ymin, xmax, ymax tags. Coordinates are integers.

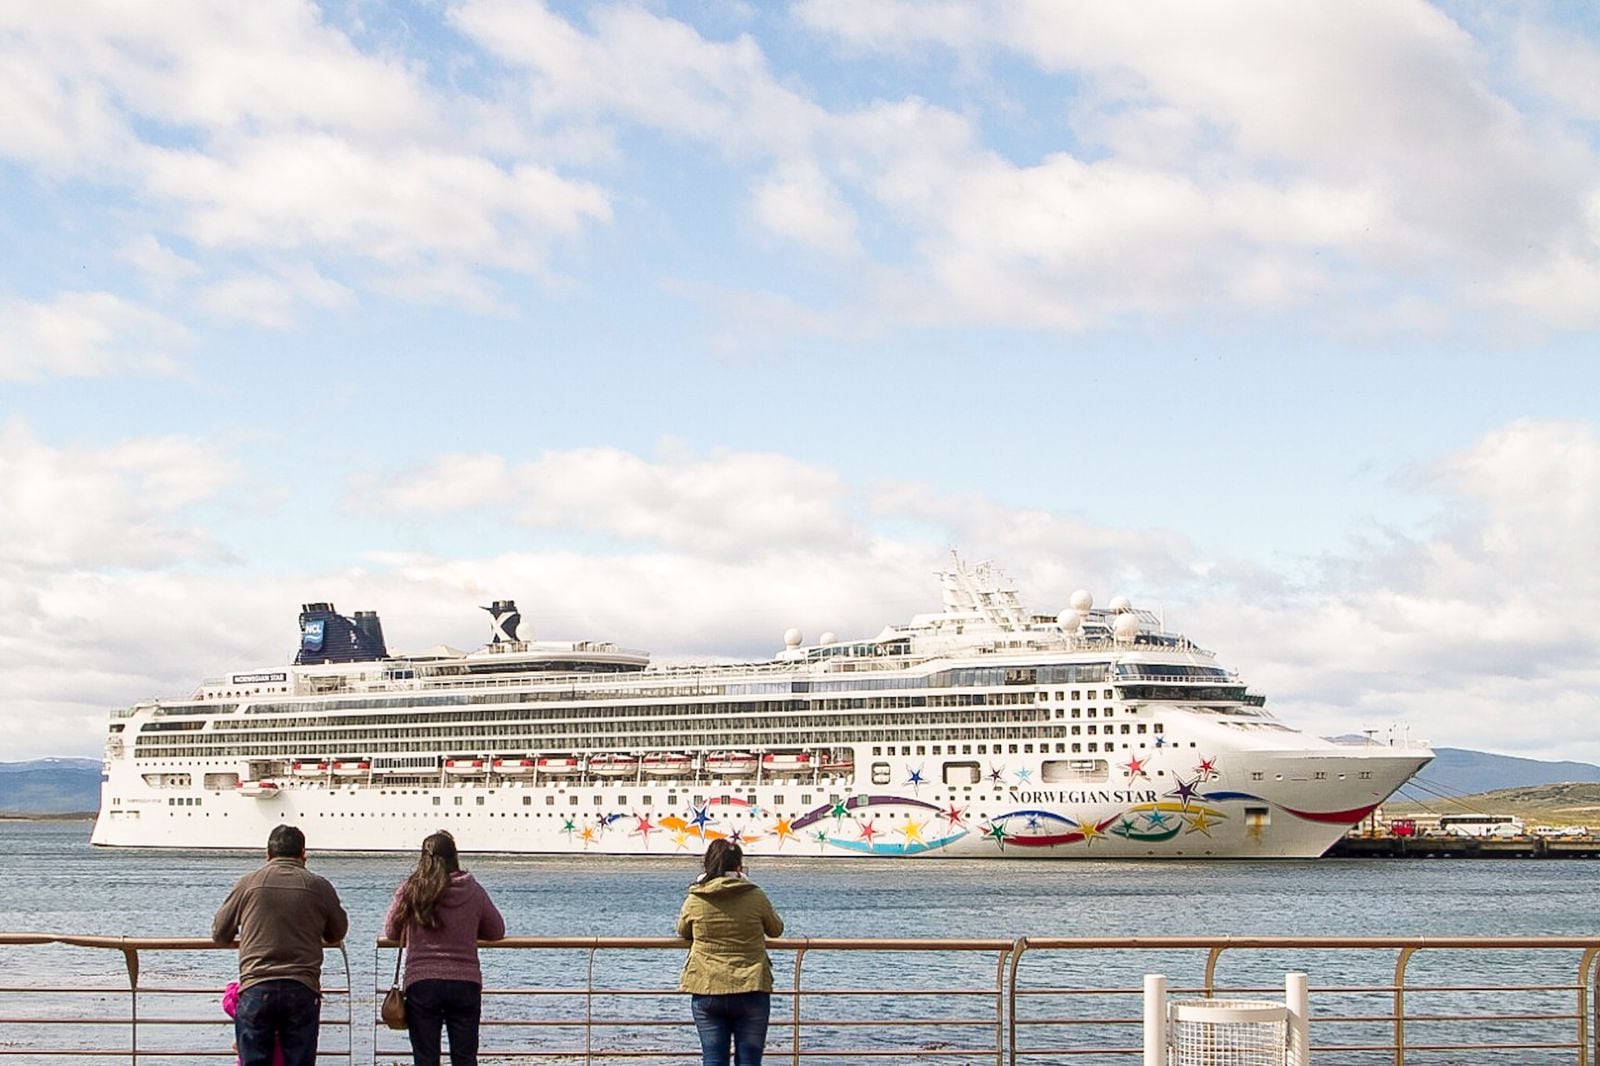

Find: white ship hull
<box><xmin>92</xmin><ymin>744</ymin><xmax>1428</xmax><ymax>859</ymax></box>
<box><xmin>90</xmin><ymin>561</ymin><xmax>1433</xmax><ymax>859</ymax></box>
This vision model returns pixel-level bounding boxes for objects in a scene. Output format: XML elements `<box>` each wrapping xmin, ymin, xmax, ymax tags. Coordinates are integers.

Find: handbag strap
<box><xmin>391</xmin><ymin>933</ymin><xmax>404</xmax><ymax>986</ymax></box>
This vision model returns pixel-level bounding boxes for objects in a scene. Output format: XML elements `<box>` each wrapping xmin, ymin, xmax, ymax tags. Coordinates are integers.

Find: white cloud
<box><xmin>118</xmin><ymin>235</ymin><xmax>200</xmax><ymax>284</ymax></box>
<box><xmin>198</xmin><ymin>261</ymin><xmax>356</xmax><ymax>328</ymax></box>
<box><xmin>0</xmin><ymin>291</ymin><xmax>187</xmax><ymax>380</ymax></box>
<box><xmin>750</xmin><ymin>160</ymin><xmax>859</xmax><ymax>256</ymax></box>
<box><xmin>5</xmin><ymin>421</ymin><xmax>1600</xmax><ymax>762</ymax></box>
<box><xmin>355</xmin><ymin>446</ymin><xmax>860</xmax><ymax>556</ymax></box>
<box><xmin>0</xmin><ymin>420</ymin><xmax>239</xmax><ymax>569</ymax></box>
<box><xmin>0</xmin><ymin>2</ymin><xmax>614</xmax><ymax>321</ymax></box>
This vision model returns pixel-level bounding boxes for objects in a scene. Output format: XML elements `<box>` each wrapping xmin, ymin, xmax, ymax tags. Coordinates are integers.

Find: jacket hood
<box><xmin>437</xmin><ymin>871</ymin><xmax>479</xmax><ymax>908</ymax></box>
<box><xmin>688</xmin><ymin>875</ymin><xmax>760</xmax><ymax>899</ymax></box>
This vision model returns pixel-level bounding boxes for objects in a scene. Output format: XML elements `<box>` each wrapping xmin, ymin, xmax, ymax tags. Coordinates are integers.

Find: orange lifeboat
<box><xmin>704</xmin><ymin>752</ymin><xmax>758</xmax><ymax>777</ymax></box>
<box><xmin>586</xmin><ymin>754</ymin><xmax>639</xmax><ymax>778</ymax></box>
<box><xmin>640</xmin><ymin>753</ymin><xmax>693</xmax><ymax>777</ymax></box>
<box><xmin>760</xmin><ymin>752</ymin><xmax>813</xmax><ymax>775</ymax></box>
<box><xmin>535</xmin><ymin>756</ymin><xmax>580</xmax><ymax>777</ymax></box>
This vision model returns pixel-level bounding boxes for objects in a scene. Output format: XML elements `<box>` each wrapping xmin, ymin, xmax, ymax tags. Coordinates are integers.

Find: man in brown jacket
<box><xmin>212</xmin><ymin>824</ymin><xmax>348</xmax><ymax>1066</ymax></box>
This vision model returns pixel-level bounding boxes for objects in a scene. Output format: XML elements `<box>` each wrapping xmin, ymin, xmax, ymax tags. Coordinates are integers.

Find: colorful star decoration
<box><xmin>905</xmin><ymin>767</ymin><xmax>926</xmax><ymax>790</ymax></box>
<box><xmin>857</xmin><ymin>818</ymin><xmax>879</xmax><ymax>843</ymax></box>
<box><xmin>985</xmin><ymin>821</ymin><xmax>1008</xmax><ymax>846</ymax></box>
<box><xmin>771</xmin><ymin>818</ymin><xmax>796</xmax><ymax>846</ymax></box>
<box><xmin>1014</xmin><ymin>767</ymin><xmax>1033</xmax><ymax>783</ymax></box>
<box><xmin>943</xmin><ymin>804</ymin><xmax>966</xmax><ymax>827</ymax></box>
<box><xmin>1122</xmin><ymin>755</ymin><xmax>1149</xmax><ymax>780</ymax></box>
<box><xmin>1165</xmin><ymin>776</ymin><xmax>1200</xmax><ymax>809</ymax></box>
<box><xmin>1195</xmin><ymin>756</ymin><xmax>1219</xmax><ymax>780</ymax></box>
<box><xmin>672</xmin><ymin>831</ymin><xmax>690</xmax><ymax>851</ymax></box>
<box><xmin>578</xmin><ymin>823</ymin><xmax>597</xmax><ymax>848</ymax></box>
<box><xmin>689</xmin><ymin>804</ymin><xmax>713</xmax><ymax>831</ymax></box>
<box><xmin>633</xmin><ymin>815</ymin><xmax>655</xmax><ymax>843</ymax></box>
<box><xmin>1184</xmin><ymin>809</ymin><xmax>1216</xmax><ymax>836</ymax></box>
<box><xmin>1078</xmin><ymin>817</ymin><xmax>1103</xmax><ymax>846</ymax></box>
<box><xmin>901</xmin><ymin>819</ymin><xmax>926</xmax><ymax>845</ymax></box>
<box><xmin>561</xmin><ymin>818</ymin><xmax>576</xmax><ymax>836</ymax></box>
<box><xmin>830</xmin><ymin>800</ymin><xmax>850</xmax><ymax>819</ymax></box>
<box><xmin>987</xmin><ymin>766</ymin><xmax>1006</xmax><ymax>785</ymax></box>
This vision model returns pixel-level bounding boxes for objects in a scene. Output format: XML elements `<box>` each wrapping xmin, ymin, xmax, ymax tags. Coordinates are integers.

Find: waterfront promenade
<box><xmin>3</xmin><ymin>931</ymin><xmax>1599</xmax><ymax>1064</ymax></box>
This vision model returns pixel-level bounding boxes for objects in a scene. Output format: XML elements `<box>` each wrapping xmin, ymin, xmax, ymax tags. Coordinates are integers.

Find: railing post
<box><xmin>1143</xmin><ymin>974</ymin><xmax>1168</xmax><ymax>1066</ymax></box>
<box><xmin>1007</xmin><ymin>937</ymin><xmax>1030</xmax><ymax>1066</ymax></box>
<box><xmin>791</xmin><ymin>941</ymin><xmax>807</xmax><ymax>1066</ymax></box>
<box><xmin>1393</xmin><ymin>946</ymin><xmax>1416</xmax><ymax>1066</ymax></box>
<box><xmin>1578</xmin><ymin>947</ymin><xmax>1599</xmax><ymax>1066</ymax></box>
<box><xmin>121</xmin><ymin>941</ymin><xmax>139</xmax><ymax>1066</ymax></box>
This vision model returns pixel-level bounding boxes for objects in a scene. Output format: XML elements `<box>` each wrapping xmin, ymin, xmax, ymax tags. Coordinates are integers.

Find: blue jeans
<box><xmin>405</xmin><ymin>979</ymin><xmax>483</xmax><ymax>1066</ymax></box>
<box><xmin>235</xmin><ymin>979</ymin><xmax>320</xmax><ymax>1066</ymax></box>
<box><xmin>690</xmin><ymin>991</ymin><xmax>770</xmax><ymax>1066</ymax></box>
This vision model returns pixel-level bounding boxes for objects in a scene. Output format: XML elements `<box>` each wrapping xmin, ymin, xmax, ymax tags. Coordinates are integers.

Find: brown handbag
<box><xmin>380</xmin><ymin>943</ymin><xmax>406</xmax><ymax>1030</ymax></box>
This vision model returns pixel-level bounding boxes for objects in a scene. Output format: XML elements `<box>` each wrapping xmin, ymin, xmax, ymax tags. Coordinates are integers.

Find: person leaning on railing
<box><xmin>211</xmin><ymin>824</ymin><xmax>349</xmax><ymax>1066</ymax></box>
<box><xmin>383</xmin><ymin>830</ymin><xmax>506</xmax><ymax>1066</ymax></box>
<box><xmin>676</xmin><ymin>840</ymin><xmax>784</xmax><ymax>1066</ymax></box>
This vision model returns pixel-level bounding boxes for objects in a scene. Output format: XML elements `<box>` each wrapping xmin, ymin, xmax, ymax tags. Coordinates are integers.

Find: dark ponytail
<box><xmin>700</xmin><ymin>838</ymin><xmax>743</xmax><ymax>882</ymax></box>
<box><xmin>394</xmin><ymin>830</ymin><xmax>462</xmax><ymax>930</ymax></box>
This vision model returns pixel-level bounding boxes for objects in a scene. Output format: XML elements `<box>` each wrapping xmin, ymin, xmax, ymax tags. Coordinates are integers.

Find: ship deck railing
<box><xmin>3</xmin><ymin>932</ymin><xmax>1599</xmax><ymax>1063</ymax></box>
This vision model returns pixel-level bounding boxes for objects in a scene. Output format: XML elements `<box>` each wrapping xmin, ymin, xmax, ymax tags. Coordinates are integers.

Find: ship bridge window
<box><xmin>871</xmin><ymin>763</ymin><xmax>891</xmax><ymax>786</ymax></box>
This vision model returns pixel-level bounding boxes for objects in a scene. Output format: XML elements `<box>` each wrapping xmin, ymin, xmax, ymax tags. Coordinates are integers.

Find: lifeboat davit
<box><xmin>237</xmin><ymin>780</ymin><xmax>281</xmax><ymax>798</ymax></box>
<box><xmin>536</xmin><ymin>756</ymin><xmax>580</xmax><ymax>777</ymax></box>
<box><xmin>443</xmin><ymin>758</ymin><xmax>487</xmax><ymax>776</ymax></box>
<box><xmin>704</xmin><ymin>752</ymin><xmax>758</xmax><ymax>777</ymax></box>
<box><xmin>331</xmin><ymin>760</ymin><xmax>371</xmax><ymax>777</ymax></box>
<box><xmin>587</xmin><ymin>754</ymin><xmax>639</xmax><ymax>778</ymax></box>
<box><xmin>760</xmin><ymin>752</ymin><xmax>813</xmax><ymax>775</ymax></box>
<box><xmin>493</xmin><ymin>757</ymin><xmax>536</xmax><ymax>776</ymax></box>
<box><xmin>640</xmin><ymin>753</ymin><xmax>693</xmax><ymax>777</ymax></box>
<box><xmin>291</xmin><ymin>761</ymin><xmax>329</xmax><ymax>778</ymax></box>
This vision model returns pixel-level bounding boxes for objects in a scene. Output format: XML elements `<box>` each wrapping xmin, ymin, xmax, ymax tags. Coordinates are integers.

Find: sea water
<box><xmin>0</xmin><ymin>820</ymin><xmax>1591</xmax><ymax>1063</ymax></box>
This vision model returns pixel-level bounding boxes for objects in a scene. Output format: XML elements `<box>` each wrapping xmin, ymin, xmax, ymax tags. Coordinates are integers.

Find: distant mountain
<box><xmin>0</xmin><ymin>759</ymin><xmax>101</xmax><ymax>815</ymax></box>
<box><xmin>1408</xmin><ymin>747</ymin><xmax>1600</xmax><ymax>797</ymax></box>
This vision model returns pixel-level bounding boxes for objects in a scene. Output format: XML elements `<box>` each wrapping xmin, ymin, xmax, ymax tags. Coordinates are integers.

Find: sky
<box><xmin>2</xmin><ymin>0</ymin><xmax>1599</xmax><ymax>764</ymax></box>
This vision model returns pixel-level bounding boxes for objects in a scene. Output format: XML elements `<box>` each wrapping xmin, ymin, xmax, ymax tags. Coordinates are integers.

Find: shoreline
<box><xmin>0</xmin><ymin>813</ymin><xmax>95</xmax><ymax>822</ymax></box>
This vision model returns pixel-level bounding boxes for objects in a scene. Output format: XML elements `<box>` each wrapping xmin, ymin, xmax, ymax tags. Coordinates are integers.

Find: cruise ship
<box><xmin>91</xmin><ymin>559</ymin><xmax>1432</xmax><ymax>858</ymax></box>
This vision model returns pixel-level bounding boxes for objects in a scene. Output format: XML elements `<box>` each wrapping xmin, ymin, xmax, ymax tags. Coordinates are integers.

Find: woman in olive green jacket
<box><xmin>676</xmin><ymin>840</ymin><xmax>784</xmax><ymax>1066</ymax></box>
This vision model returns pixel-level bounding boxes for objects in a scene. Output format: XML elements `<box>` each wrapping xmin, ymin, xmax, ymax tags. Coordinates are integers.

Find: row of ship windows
<box><xmin>172</xmin><ymin>694</ymin><xmax>1061</xmax><ymax>731</ymax></box>
<box><xmin>165</xmin><ymin>704</ymin><xmax>1055</xmax><ymax>740</ymax></box>
<box><xmin>143</xmin><ymin>717</ymin><xmax>1063</xmax><ymax>750</ymax></box>
<box><xmin>200</xmin><ymin>716</ymin><xmax>1053</xmax><ymax>743</ymax></box>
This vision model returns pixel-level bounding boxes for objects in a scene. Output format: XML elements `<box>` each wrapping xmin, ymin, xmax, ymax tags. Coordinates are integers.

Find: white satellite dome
<box><xmin>1069</xmin><ymin>589</ymin><xmax>1094</xmax><ymax>613</ymax></box>
<box><xmin>783</xmin><ymin>628</ymin><xmax>804</xmax><ymax>648</ymax></box>
<box><xmin>819</xmin><ymin>631</ymin><xmax>837</xmax><ymax>645</ymax></box>
<box><xmin>1056</xmin><ymin>610</ymin><xmax>1081</xmax><ymax>633</ymax></box>
<box><xmin>1113</xmin><ymin>613</ymin><xmax>1140</xmax><ymax>641</ymax></box>
<box><xmin>1109</xmin><ymin>595</ymin><xmax>1132</xmax><ymax>613</ymax></box>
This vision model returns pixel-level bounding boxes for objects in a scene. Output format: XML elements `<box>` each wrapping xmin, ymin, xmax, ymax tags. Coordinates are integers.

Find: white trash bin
<box><xmin>1168</xmin><ymin>999</ymin><xmax>1287</xmax><ymax>1066</ymax></box>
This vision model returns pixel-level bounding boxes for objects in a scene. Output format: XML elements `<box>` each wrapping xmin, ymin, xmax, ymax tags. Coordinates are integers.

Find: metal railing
<box><xmin>4</xmin><ymin>933</ymin><xmax>1598</xmax><ymax>1063</ymax></box>
<box><xmin>0</xmin><ymin>934</ymin><xmax>351</xmax><ymax>1063</ymax></box>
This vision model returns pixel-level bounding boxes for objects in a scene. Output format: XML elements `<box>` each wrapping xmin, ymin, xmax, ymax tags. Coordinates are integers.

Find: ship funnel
<box><xmin>296</xmin><ymin>603</ymin><xmax>389</xmax><ymax>665</ymax></box>
<box><xmin>352</xmin><ymin>610</ymin><xmax>387</xmax><ymax>656</ymax></box>
<box><xmin>484</xmin><ymin>600</ymin><xmax>522</xmax><ymax>644</ymax></box>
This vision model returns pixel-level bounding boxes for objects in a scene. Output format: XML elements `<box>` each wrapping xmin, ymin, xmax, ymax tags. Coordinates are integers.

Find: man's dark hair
<box><xmin>267</xmin><ymin>824</ymin><xmax>306</xmax><ymax>858</ymax></box>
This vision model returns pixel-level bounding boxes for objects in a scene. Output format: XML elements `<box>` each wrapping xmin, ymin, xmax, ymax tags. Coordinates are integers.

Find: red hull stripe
<box><xmin>1281</xmin><ymin>802</ymin><xmax>1380</xmax><ymax>824</ymax></box>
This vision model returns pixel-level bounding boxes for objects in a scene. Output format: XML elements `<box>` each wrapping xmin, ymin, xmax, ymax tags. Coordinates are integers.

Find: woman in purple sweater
<box><xmin>383</xmin><ymin>831</ymin><xmax>506</xmax><ymax>1066</ymax></box>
